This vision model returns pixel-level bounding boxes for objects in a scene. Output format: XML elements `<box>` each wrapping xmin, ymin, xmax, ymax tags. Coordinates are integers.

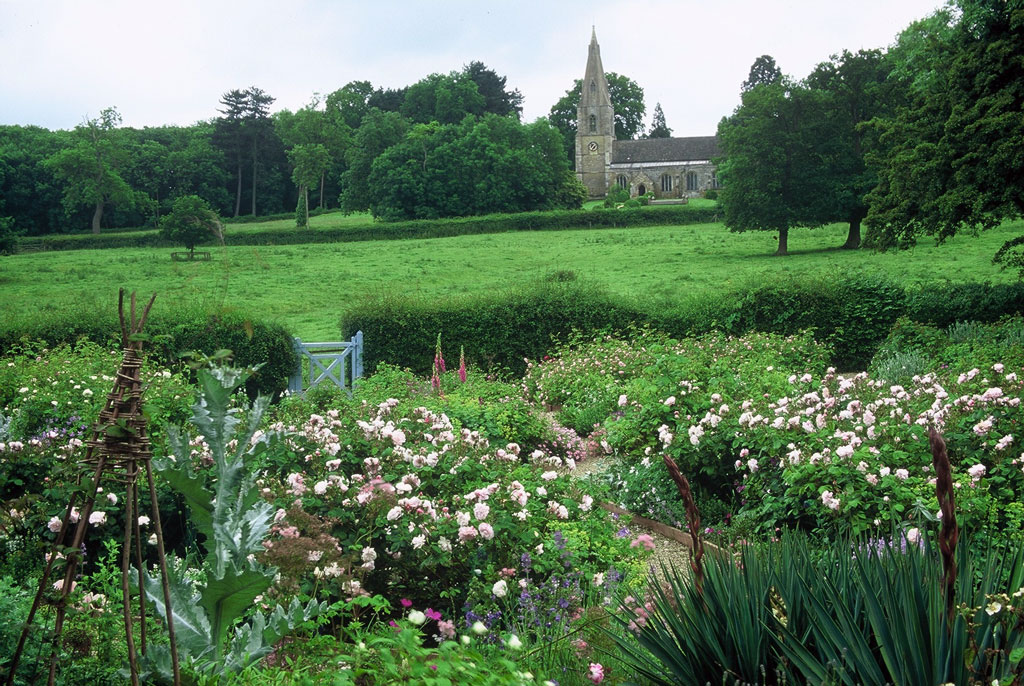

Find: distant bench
<box><xmin>170</xmin><ymin>251</ymin><xmax>212</xmax><ymax>261</ymax></box>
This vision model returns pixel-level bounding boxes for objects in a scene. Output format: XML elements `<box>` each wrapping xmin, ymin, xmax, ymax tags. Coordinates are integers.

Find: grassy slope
<box><xmin>2</xmin><ymin>219</ymin><xmax>1020</xmax><ymax>340</ymax></box>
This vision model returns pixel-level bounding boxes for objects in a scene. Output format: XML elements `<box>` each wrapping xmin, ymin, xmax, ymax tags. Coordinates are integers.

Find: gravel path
<box><xmin>569</xmin><ymin>452</ymin><xmax>694</xmax><ymax>584</ymax></box>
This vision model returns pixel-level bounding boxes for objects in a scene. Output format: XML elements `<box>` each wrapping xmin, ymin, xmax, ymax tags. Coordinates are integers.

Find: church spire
<box><xmin>582</xmin><ymin>28</ymin><xmax>611</xmax><ymax>108</ymax></box>
<box><xmin>576</xmin><ymin>28</ymin><xmax>615</xmax><ymax>198</ymax></box>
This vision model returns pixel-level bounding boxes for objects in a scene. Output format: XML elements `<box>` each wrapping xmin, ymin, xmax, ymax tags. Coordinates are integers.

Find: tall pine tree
<box><xmin>214</xmin><ymin>89</ymin><xmax>249</xmax><ymax>217</ymax></box>
<box><xmin>647</xmin><ymin>103</ymin><xmax>672</xmax><ymax>138</ymax></box>
<box><xmin>245</xmin><ymin>87</ymin><xmax>275</xmax><ymax>217</ymax></box>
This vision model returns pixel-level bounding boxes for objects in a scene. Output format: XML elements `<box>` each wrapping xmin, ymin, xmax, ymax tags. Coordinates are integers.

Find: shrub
<box><xmin>343</xmin><ymin>276</ymin><xmax>1024</xmax><ymax>377</ymax></box>
<box><xmin>870</xmin><ymin>316</ymin><xmax>1024</xmax><ymax>380</ymax></box>
<box><xmin>18</xmin><ymin>205</ymin><xmax>721</xmax><ymax>252</ymax></box>
<box><xmin>0</xmin><ymin>216</ymin><xmax>19</xmax><ymax>255</ymax></box>
<box><xmin>870</xmin><ymin>349</ymin><xmax>932</xmax><ymax>384</ymax></box>
<box><xmin>157</xmin><ymin>309</ymin><xmax>296</xmax><ymax>398</ymax></box>
<box><xmin>258</xmin><ymin>389</ymin><xmax>642</xmax><ymax>620</ymax></box>
<box><xmin>0</xmin><ymin>302</ymin><xmax>296</xmax><ymax>398</ymax></box>
<box><xmin>904</xmin><ymin>281</ymin><xmax>1024</xmax><ymax>328</ymax></box>
<box><xmin>725</xmin><ymin>273</ymin><xmax>904</xmax><ymax>371</ymax></box>
<box><xmin>341</xmin><ymin>280</ymin><xmax>644</xmax><ymax>377</ymax></box>
<box><xmin>603</xmin><ymin>188</ymin><xmax>630</xmax><ymax>207</ymax></box>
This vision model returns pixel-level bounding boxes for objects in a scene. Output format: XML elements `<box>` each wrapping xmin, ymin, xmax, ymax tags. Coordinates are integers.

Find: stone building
<box><xmin>576</xmin><ymin>29</ymin><xmax>722</xmax><ymax>200</ymax></box>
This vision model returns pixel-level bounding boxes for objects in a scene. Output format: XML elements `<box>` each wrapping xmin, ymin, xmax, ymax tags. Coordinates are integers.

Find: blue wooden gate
<box><xmin>288</xmin><ymin>331</ymin><xmax>364</xmax><ymax>394</ymax></box>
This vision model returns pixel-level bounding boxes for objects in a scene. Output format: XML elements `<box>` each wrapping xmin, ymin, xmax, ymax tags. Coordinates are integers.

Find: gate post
<box><xmin>353</xmin><ymin>331</ymin><xmax>364</xmax><ymax>381</ymax></box>
<box><xmin>288</xmin><ymin>338</ymin><xmax>304</xmax><ymax>394</ymax></box>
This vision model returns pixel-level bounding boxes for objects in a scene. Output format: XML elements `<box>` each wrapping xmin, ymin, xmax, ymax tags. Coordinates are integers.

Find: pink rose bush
<box><xmin>611</xmin><ymin>351</ymin><xmax>1024</xmax><ymax>537</ymax></box>
<box><xmin>528</xmin><ymin>328</ymin><xmax>1024</xmax><ymax>539</ymax></box>
<box><xmin>260</xmin><ymin>396</ymin><xmax>641</xmax><ymax>613</ymax></box>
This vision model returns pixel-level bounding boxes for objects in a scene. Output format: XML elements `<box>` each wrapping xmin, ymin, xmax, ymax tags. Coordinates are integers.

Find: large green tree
<box><xmin>548</xmin><ymin>72</ymin><xmax>646</xmax><ymax>164</ymax></box>
<box><xmin>646</xmin><ymin>102</ymin><xmax>672</xmax><ymax>138</ymax></box>
<box><xmin>365</xmin><ymin>115</ymin><xmax>582</xmax><ymax>221</ymax></box>
<box><xmin>0</xmin><ymin>125</ymin><xmax>67</xmax><ymax>235</ymax></box>
<box><xmin>741</xmin><ymin>55</ymin><xmax>783</xmax><ymax>92</ymax></box>
<box><xmin>805</xmin><ymin>49</ymin><xmax>892</xmax><ymax>249</ymax></box>
<box><xmin>162</xmin><ymin>124</ymin><xmax>233</xmax><ymax>216</ymax></box>
<box><xmin>44</xmin><ymin>107</ymin><xmax>135</xmax><ymax>234</ymax></box>
<box><xmin>275</xmin><ymin>96</ymin><xmax>350</xmax><ymax>210</ymax></box>
<box><xmin>865</xmin><ymin>0</ymin><xmax>1024</xmax><ymax>258</ymax></box>
<box><xmin>159</xmin><ymin>194</ymin><xmax>223</xmax><ymax>257</ymax></box>
<box><xmin>462</xmin><ymin>61</ymin><xmax>524</xmax><ymax>118</ymax></box>
<box><xmin>367</xmin><ymin>86</ymin><xmax>408</xmax><ymax>113</ymax></box>
<box><xmin>717</xmin><ymin>80</ymin><xmax>835</xmax><ymax>255</ymax></box>
<box><xmin>326</xmin><ymin>81</ymin><xmax>375</xmax><ymax>129</ymax></box>
<box><xmin>288</xmin><ymin>143</ymin><xmax>330</xmax><ymax>228</ymax></box>
<box><xmin>214</xmin><ymin>89</ymin><xmax>249</xmax><ymax>217</ymax></box>
<box><xmin>214</xmin><ymin>87</ymin><xmax>279</xmax><ymax>217</ymax></box>
<box><xmin>244</xmin><ymin>87</ymin><xmax>276</xmax><ymax>217</ymax></box>
<box><xmin>338</xmin><ymin>109</ymin><xmax>410</xmax><ymax>213</ymax></box>
<box><xmin>401</xmin><ymin>72</ymin><xmax>485</xmax><ymax>125</ymax></box>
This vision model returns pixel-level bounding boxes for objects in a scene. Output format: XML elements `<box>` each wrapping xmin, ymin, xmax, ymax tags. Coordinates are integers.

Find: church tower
<box><xmin>576</xmin><ymin>28</ymin><xmax>615</xmax><ymax>198</ymax></box>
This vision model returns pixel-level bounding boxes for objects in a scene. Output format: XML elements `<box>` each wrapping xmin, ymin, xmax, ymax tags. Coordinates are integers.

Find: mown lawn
<box><xmin>3</xmin><ymin>219</ymin><xmax>1020</xmax><ymax>340</ymax></box>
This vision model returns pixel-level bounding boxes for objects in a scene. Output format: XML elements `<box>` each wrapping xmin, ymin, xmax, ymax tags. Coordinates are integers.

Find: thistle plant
<box><xmin>141</xmin><ymin>366</ymin><xmax>324</xmax><ymax>683</ymax></box>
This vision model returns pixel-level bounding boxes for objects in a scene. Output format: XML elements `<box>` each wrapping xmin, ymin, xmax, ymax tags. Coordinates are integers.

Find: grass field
<box><xmin>3</xmin><ymin>218</ymin><xmax>1020</xmax><ymax>340</ymax></box>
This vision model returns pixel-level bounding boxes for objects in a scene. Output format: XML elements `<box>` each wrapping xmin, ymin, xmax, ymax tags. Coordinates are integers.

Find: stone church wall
<box><xmin>608</xmin><ymin>162</ymin><xmax>719</xmax><ymax>199</ymax></box>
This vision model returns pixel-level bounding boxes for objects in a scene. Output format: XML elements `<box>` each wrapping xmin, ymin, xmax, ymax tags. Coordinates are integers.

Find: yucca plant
<box><xmin>141</xmin><ymin>366</ymin><xmax>324</xmax><ymax>684</ymax></box>
<box><xmin>614</xmin><ymin>427</ymin><xmax>1024</xmax><ymax>685</ymax></box>
<box><xmin>774</xmin><ymin>531</ymin><xmax>1024</xmax><ymax>685</ymax></box>
<box><xmin>612</xmin><ymin>545</ymin><xmax>780</xmax><ymax>685</ymax></box>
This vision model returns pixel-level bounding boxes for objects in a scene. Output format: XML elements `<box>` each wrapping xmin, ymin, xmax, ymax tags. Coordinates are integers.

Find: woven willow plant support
<box><xmin>4</xmin><ymin>291</ymin><xmax>181</xmax><ymax>686</ymax></box>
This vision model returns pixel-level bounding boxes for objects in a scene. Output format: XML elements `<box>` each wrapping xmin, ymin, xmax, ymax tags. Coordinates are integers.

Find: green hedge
<box><xmin>717</xmin><ymin>275</ymin><xmax>905</xmax><ymax>370</ymax></box>
<box><xmin>341</xmin><ymin>281</ymin><xmax>645</xmax><ymax>377</ymax></box>
<box><xmin>904</xmin><ymin>282</ymin><xmax>1024</xmax><ymax>328</ymax></box>
<box><xmin>18</xmin><ymin>206</ymin><xmax>721</xmax><ymax>252</ymax></box>
<box><xmin>0</xmin><ymin>301</ymin><xmax>296</xmax><ymax>397</ymax></box>
<box><xmin>341</xmin><ymin>277</ymin><xmax>1024</xmax><ymax>376</ymax></box>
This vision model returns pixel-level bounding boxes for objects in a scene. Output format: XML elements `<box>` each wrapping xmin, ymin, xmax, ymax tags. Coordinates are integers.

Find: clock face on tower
<box><xmin>588</xmin><ymin>141</ymin><xmax>599</xmax><ymax>152</ymax></box>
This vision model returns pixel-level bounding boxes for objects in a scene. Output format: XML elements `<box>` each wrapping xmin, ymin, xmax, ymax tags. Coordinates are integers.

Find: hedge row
<box><xmin>18</xmin><ymin>206</ymin><xmax>721</xmax><ymax>252</ymax></box>
<box><xmin>0</xmin><ymin>301</ymin><xmax>296</xmax><ymax>398</ymax></box>
<box><xmin>340</xmin><ymin>277</ymin><xmax>1024</xmax><ymax>376</ymax></box>
<box><xmin>222</xmin><ymin>206</ymin><xmax>333</xmax><ymax>225</ymax></box>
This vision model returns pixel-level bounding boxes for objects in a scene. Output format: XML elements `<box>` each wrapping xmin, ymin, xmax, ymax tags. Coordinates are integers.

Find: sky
<box><xmin>0</xmin><ymin>0</ymin><xmax>946</xmax><ymax>137</ymax></box>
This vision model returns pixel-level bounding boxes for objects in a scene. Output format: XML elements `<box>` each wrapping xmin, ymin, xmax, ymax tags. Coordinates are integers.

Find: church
<box><xmin>575</xmin><ymin>29</ymin><xmax>721</xmax><ymax>200</ymax></box>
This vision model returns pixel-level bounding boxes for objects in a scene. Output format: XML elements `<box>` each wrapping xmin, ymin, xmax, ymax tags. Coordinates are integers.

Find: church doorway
<box><xmin>637</xmin><ymin>184</ymin><xmax>646</xmax><ymax>196</ymax></box>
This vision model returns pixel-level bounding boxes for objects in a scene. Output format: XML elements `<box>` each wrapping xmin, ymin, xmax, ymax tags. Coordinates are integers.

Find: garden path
<box><xmin>570</xmin><ymin>451</ymin><xmax>694</xmax><ymax>583</ymax></box>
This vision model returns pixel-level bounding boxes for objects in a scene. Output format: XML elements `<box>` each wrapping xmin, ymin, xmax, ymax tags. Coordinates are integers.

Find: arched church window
<box><xmin>590</xmin><ymin>80</ymin><xmax>596</xmax><ymax>94</ymax></box>
<box><xmin>617</xmin><ymin>175</ymin><xmax>628</xmax><ymax>190</ymax></box>
<box><xmin>711</xmin><ymin>171</ymin><xmax>721</xmax><ymax>189</ymax></box>
<box><xmin>661</xmin><ymin>174</ymin><xmax>673</xmax><ymax>192</ymax></box>
<box><xmin>589</xmin><ymin>114</ymin><xmax>597</xmax><ymax>132</ymax></box>
<box><xmin>686</xmin><ymin>172</ymin><xmax>699</xmax><ymax>191</ymax></box>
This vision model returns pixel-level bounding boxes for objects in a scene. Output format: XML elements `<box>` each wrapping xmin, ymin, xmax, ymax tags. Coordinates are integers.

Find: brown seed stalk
<box><xmin>662</xmin><ymin>454</ymin><xmax>704</xmax><ymax>596</ymax></box>
<box><xmin>929</xmin><ymin>426</ymin><xmax>959</xmax><ymax>621</ymax></box>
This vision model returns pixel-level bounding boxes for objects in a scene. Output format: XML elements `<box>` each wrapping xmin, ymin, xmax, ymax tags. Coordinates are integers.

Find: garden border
<box><xmin>599</xmin><ymin>502</ymin><xmax>729</xmax><ymax>560</ymax></box>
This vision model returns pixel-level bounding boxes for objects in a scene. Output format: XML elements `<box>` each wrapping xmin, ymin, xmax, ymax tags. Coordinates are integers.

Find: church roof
<box><xmin>612</xmin><ymin>136</ymin><xmax>720</xmax><ymax>164</ymax></box>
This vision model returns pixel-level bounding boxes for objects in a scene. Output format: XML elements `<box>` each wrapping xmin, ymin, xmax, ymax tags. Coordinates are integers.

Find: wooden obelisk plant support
<box><xmin>662</xmin><ymin>454</ymin><xmax>705</xmax><ymax>596</ymax></box>
<box><xmin>4</xmin><ymin>291</ymin><xmax>181</xmax><ymax>686</ymax></box>
<box><xmin>929</xmin><ymin>426</ymin><xmax>960</xmax><ymax>624</ymax></box>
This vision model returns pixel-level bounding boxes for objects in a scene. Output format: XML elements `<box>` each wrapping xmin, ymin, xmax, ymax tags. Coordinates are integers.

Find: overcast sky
<box><xmin>1</xmin><ymin>0</ymin><xmax>945</xmax><ymax>137</ymax></box>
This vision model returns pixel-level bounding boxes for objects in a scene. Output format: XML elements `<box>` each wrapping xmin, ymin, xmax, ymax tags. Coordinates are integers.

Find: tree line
<box><xmin>0</xmin><ymin>61</ymin><xmax>589</xmax><ymax>236</ymax></box>
<box><xmin>717</xmin><ymin>0</ymin><xmax>1023</xmax><ymax>264</ymax></box>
